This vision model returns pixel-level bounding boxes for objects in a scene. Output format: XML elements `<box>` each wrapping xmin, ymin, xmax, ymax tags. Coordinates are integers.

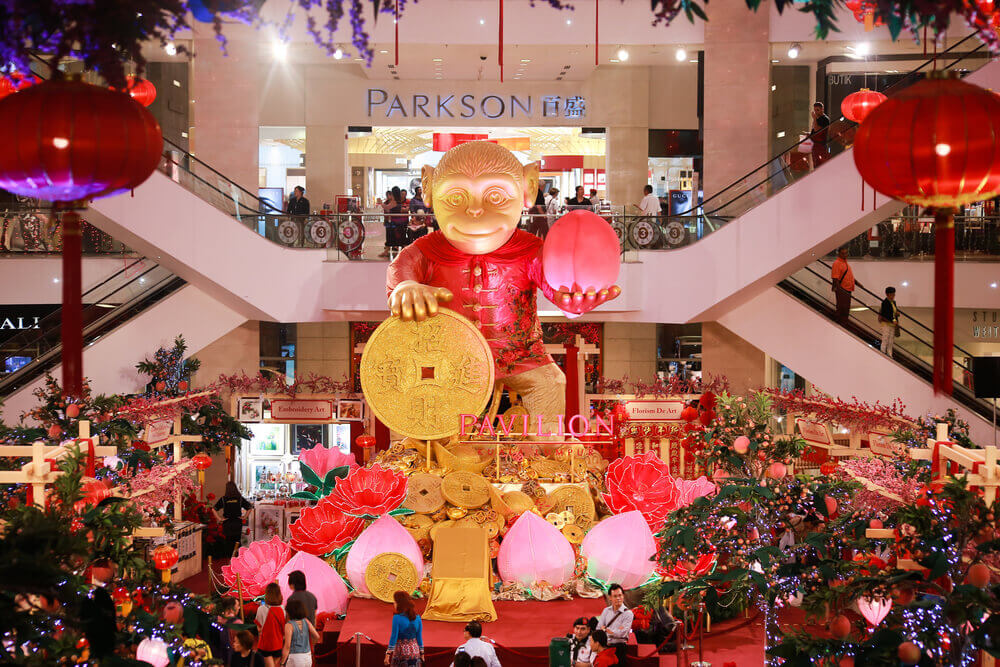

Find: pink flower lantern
<box><xmin>541</xmin><ymin>210</ymin><xmax>621</xmax><ymax>295</ymax></box>
<box><xmin>581</xmin><ymin>511</ymin><xmax>656</xmax><ymax>589</ymax></box>
<box><xmin>277</xmin><ymin>551</ymin><xmax>350</xmax><ymax>615</ymax></box>
<box><xmin>222</xmin><ymin>536</ymin><xmax>293</xmax><ymax>599</ymax></box>
<box><xmin>136</xmin><ymin>637</ymin><xmax>170</xmax><ymax>667</ymax></box>
<box><xmin>602</xmin><ymin>452</ymin><xmax>680</xmax><ymax>530</ymax></box>
<box><xmin>674</xmin><ymin>476</ymin><xmax>716</xmax><ymax>507</ymax></box>
<box><xmin>345</xmin><ymin>515</ymin><xmax>424</xmax><ymax>595</ymax></box>
<box><xmin>298</xmin><ymin>446</ymin><xmax>357</xmax><ymax>479</ymax></box>
<box><xmin>498</xmin><ymin>511</ymin><xmax>575</xmax><ymax>587</ymax></box>
<box><xmin>857</xmin><ymin>597</ymin><xmax>892</xmax><ymax>627</ymax></box>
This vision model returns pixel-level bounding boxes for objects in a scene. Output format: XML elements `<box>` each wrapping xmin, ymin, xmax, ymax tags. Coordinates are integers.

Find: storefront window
<box><xmin>260</xmin><ymin>322</ymin><xmax>295</xmax><ymax>381</ymax></box>
<box><xmin>259</xmin><ymin>127</ymin><xmax>306</xmax><ymax>213</ymax></box>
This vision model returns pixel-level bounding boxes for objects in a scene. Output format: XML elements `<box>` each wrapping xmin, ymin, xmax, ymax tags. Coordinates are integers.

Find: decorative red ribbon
<box><xmin>78</xmin><ymin>438</ymin><xmax>95</xmax><ymax>477</ymax></box>
<box><xmin>564</xmin><ymin>341</ymin><xmax>580</xmax><ymax>420</ymax></box>
<box><xmin>498</xmin><ymin>0</ymin><xmax>504</xmax><ymax>82</ymax></box>
<box><xmin>931</xmin><ymin>440</ymin><xmax>945</xmax><ymax>478</ymax></box>
<box><xmin>394</xmin><ymin>1</ymin><xmax>399</xmax><ymax>67</ymax></box>
<box><xmin>60</xmin><ymin>208</ymin><xmax>83</xmax><ymax>398</ymax></box>
<box><xmin>932</xmin><ymin>209</ymin><xmax>955</xmax><ymax>395</ymax></box>
<box><xmin>595</xmin><ymin>0</ymin><xmax>599</xmax><ymax>66</ymax></box>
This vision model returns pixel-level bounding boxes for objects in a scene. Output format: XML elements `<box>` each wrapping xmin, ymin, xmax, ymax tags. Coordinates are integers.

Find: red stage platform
<box><xmin>332</xmin><ymin>597</ymin><xmax>656</xmax><ymax>666</ymax></box>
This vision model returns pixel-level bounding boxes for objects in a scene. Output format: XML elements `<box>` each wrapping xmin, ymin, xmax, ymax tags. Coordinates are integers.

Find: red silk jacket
<box><xmin>386</xmin><ymin>230</ymin><xmax>557</xmax><ymax>379</ymax></box>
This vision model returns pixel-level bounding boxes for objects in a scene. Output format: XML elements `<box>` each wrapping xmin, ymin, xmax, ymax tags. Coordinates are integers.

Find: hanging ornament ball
<box><xmin>869</xmin><ymin>518</ymin><xmax>883</xmax><ymax>529</ymax></box>
<box><xmin>0</xmin><ymin>78</ymin><xmax>163</xmax><ymax>202</ymax></box>
<box><xmin>767</xmin><ymin>462</ymin><xmax>787</xmax><ymax>479</ymax></box>
<box><xmin>829</xmin><ymin>614</ymin><xmax>852</xmax><ymax>640</ymax></box>
<box><xmin>893</xmin><ymin>586</ymin><xmax>914</xmax><ymax>606</ymax></box>
<box><xmin>733</xmin><ymin>436</ymin><xmax>750</xmax><ymax>454</ymax></box>
<box><xmin>840</xmin><ymin>88</ymin><xmax>887</xmax><ymax>123</ymax></box>
<box><xmin>192</xmin><ymin>453</ymin><xmax>213</xmax><ymax>470</ymax></box>
<box><xmin>124</xmin><ymin>75</ymin><xmax>156</xmax><ymax>107</ymax></box>
<box><xmin>66</xmin><ymin>403</ymin><xmax>80</xmax><ymax>419</ymax></box>
<box><xmin>698</xmin><ymin>409</ymin><xmax>716</xmax><ymax>426</ymax></box>
<box><xmin>178</xmin><ymin>380</ymin><xmax>189</xmax><ymax>392</ymax></box>
<box><xmin>161</xmin><ymin>600</ymin><xmax>184</xmax><ymax>624</ymax></box>
<box><xmin>825</xmin><ymin>495</ymin><xmax>838</xmax><ymax>516</ymax></box>
<box><xmin>680</xmin><ymin>406</ymin><xmax>699</xmax><ymax>423</ymax></box>
<box><xmin>155</xmin><ymin>381</ymin><xmax>166</xmax><ymax>392</ymax></box>
<box><xmin>897</xmin><ymin>641</ymin><xmax>922</xmax><ymax>665</ymax></box>
<box><xmin>48</xmin><ymin>424</ymin><xmax>62</xmax><ymax>439</ymax></box>
<box><xmin>854</xmin><ymin>72</ymin><xmax>1000</xmax><ymax>208</ymax></box>
<box><xmin>111</xmin><ymin>586</ymin><xmax>131</xmax><ymax>604</ymax></box>
<box><xmin>967</xmin><ymin>562</ymin><xmax>991</xmax><ymax>587</ymax></box>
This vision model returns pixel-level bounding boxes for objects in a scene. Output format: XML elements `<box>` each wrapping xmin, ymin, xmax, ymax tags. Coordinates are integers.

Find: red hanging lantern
<box><xmin>854</xmin><ymin>72</ymin><xmax>1000</xmax><ymax>394</ymax></box>
<box><xmin>191</xmin><ymin>453</ymin><xmax>213</xmax><ymax>500</ymax></box>
<box><xmin>152</xmin><ymin>544</ymin><xmax>180</xmax><ymax>582</ymax></box>
<box><xmin>845</xmin><ymin>0</ymin><xmax>884</xmax><ymax>30</ymax></box>
<box><xmin>0</xmin><ymin>72</ymin><xmax>38</xmax><ymax>100</ymax></box>
<box><xmin>356</xmin><ymin>433</ymin><xmax>376</xmax><ymax>463</ymax></box>
<box><xmin>840</xmin><ymin>88</ymin><xmax>887</xmax><ymax>123</ymax></box>
<box><xmin>0</xmin><ymin>78</ymin><xmax>163</xmax><ymax>398</ymax></box>
<box><xmin>122</xmin><ymin>75</ymin><xmax>157</xmax><ymax>107</ymax></box>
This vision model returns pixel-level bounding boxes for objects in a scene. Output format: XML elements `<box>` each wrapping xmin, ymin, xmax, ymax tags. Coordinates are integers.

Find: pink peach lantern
<box><xmin>542</xmin><ymin>210</ymin><xmax>621</xmax><ymax>294</ymax></box>
<box><xmin>498</xmin><ymin>511</ymin><xmax>575</xmax><ymax>587</ymax></box>
<box><xmin>277</xmin><ymin>551</ymin><xmax>350</xmax><ymax>615</ymax></box>
<box><xmin>581</xmin><ymin>511</ymin><xmax>656</xmax><ymax>589</ymax></box>
<box><xmin>345</xmin><ymin>514</ymin><xmax>424</xmax><ymax>595</ymax></box>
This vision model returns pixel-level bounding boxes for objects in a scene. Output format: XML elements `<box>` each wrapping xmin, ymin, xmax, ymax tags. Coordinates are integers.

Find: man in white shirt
<box><xmin>596</xmin><ymin>584</ymin><xmax>633</xmax><ymax>664</ymax></box>
<box><xmin>452</xmin><ymin>621</ymin><xmax>501</xmax><ymax>667</ymax></box>
<box><xmin>637</xmin><ymin>184</ymin><xmax>661</xmax><ymax>218</ymax></box>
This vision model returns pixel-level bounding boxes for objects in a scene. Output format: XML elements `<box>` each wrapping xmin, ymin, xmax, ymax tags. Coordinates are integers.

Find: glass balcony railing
<box><xmin>0</xmin><ymin>206</ymin><xmax>133</xmax><ymax>256</ymax></box>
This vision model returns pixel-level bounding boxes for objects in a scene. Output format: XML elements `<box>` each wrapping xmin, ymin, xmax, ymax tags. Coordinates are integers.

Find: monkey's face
<box><xmin>432</xmin><ymin>173</ymin><xmax>522</xmax><ymax>254</ymax></box>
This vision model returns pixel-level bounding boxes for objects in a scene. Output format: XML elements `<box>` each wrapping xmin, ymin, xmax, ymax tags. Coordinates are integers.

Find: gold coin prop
<box><xmin>405</xmin><ymin>474</ymin><xmax>445</xmax><ymax>514</ymax></box>
<box><xmin>364</xmin><ymin>552</ymin><xmax>420</xmax><ymax>602</ymax></box>
<box><xmin>402</xmin><ymin>513</ymin><xmax>434</xmax><ymax>543</ymax></box>
<box><xmin>360</xmin><ymin>310</ymin><xmax>495</xmax><ymax>440</ymax></box>
<box><xmin>441</xmin><ymin>471</ymin><xmax>491</xmax><ymax>508</ymax></box>
<box><xmin>562</xmin><ymin>524</ymin><xmax>586</xmax><ymax>544</ymax></box>
<box><xmin>500</xmin><ymin>490</ymin><xmax>536</xmax><ymax>514</ymax></box>
<box><xmin>548</xmin><ymin>484</ymin><xmax>596</xmax><ymax>521</ymax></box>
<box><xmin>501</xmin><ymin>405</ymin><xmax>530</xmax><ymax>435</ymax></box>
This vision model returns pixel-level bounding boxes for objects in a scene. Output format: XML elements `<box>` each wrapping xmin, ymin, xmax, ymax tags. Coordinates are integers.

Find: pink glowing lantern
<box><xmin>136</xmin><ymin>637</ymin><xmax>170</xmax><ymax>667</ymax></box>
<box><xmin>221</xmin><ymin>536</ymin><xmax>293</xmax><ymax>599</ymax></box>
<box><xmin>498</xmin><ymin>511</ymin><xmax>575</xmax><ymax>587</ymax></box>
<box><xmin>733</xmin><ymin>436</ymin><xmax>750</xmax><ymax>454</ymax></box>
<box><xmin>277</xmin><ymin>551</ymin><xmax>350</xmax><ymax>615</ymax></box>
<box><xmin>857</xmin><ymin>597</ymin><xmax>892</xmax><ymax>626</ymax></box>
<box><xmin>674</xmin><ymin>476</ymin><xmax>716</xmax><ymax>507</ymax></box>
<box><xmin>345</xmin><ymin>514</ymin><xmax>424</xmax><ymax>595</ymax></box>
<box><xmin>542</xmin><ymin>209</ymin><xmax>621</xmax><ymax>294</ymax></box>
<box><xmin>298</xmin><ymin>446</ymin><xmax>357</xmax><ymax>479</ymax></box>
<box><xmin>581</xmin><ymin>511</ymin><xmax>656</xmax><ymax>589</ymax></box>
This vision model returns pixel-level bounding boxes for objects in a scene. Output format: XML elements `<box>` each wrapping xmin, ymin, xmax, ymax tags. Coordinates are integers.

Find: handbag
<box><xmin>797</xmin><ymin>135</ymin><xmax>814</xmax><ymax>153</ymax></box>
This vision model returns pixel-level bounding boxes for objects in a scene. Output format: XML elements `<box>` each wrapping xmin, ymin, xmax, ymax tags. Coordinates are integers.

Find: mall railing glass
<box><xmin>0</xmin><ymin>260</ymin><xmax>184</xmax><ymax>397</ymax></box>
<box><xmin>0</xmin><ymin>206</ymin><xmax>133</xmax><ymax>255</ymax></box>
<box><xmin>779</xmin><ymin>262</ymin><xmax>995</xmax><ymax>423</ymax></box>
<box><xmin>839</xmin><ymin>213</ymin><xmax>1000</xmax><ymax>260</ymax></box>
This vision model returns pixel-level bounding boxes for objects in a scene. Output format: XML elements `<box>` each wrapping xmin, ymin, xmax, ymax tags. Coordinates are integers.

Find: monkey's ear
<box><xmin>421</xmin><ymin>165</ymin><xmax>436</xmax><ymax>208</ymax></box>
<box><xmin>522</xmin><ymin>162</ymin><xmax>540</xmax><ymax>206</ymax></box>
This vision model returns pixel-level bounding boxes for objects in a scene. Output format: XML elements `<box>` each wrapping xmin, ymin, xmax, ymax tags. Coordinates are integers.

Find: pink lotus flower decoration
<box><xmin>602</xmin><ymin>452</ymin><xmax>680</xmax><ymax>530</ymax></box>
<box><xmin>326</xmin><ymin>464</ymin><xmax>407</xmax><ymax>518</ymax></box>
<box><xmin>674</xmin><ymin>476</ymin><xmax>717</xmax><ymax>507</ymax></box>
<box><xmin>298</xmin><ymin>446</ymin><xmax>357</xmax><ymax>479</ymax></box>
<box><xmin>288</xmin><ymin>495</ymin><xmax>366</xmax><ymax>556</ymax></box>
<box><xmin>277</xmin><ymin>551</ymin><xmax>350</xmax><ymax>614</ymax></box>
<box><xmin>346</xmin><ymin>514</ymin><xmax>424</xmax><ymax>594</ymax></box>
<box><xmin>222</xmin><ymin>536</ymin><xmax>293</xmax><ymax>599</ymax></box>
<box><xmin>581</xmin><ymin>511</ymin><xmax>656</xmax><ymax>589</ymax></box>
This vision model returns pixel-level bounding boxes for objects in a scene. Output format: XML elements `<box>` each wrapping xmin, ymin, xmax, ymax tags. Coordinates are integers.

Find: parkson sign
<box><xmin>366</xmin><ymin>89</ymin><xmax>587</xmax><ymax>120</ymax></box>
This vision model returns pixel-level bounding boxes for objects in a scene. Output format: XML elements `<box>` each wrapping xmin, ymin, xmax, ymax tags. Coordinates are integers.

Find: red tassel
<box><xmin>932</xmin><ymin>209</ymin><xmax>955</xmax><ymax>395</ymax></box>
<box><xmin>498</xmin><ymin>0</ymin><xmax>504</xmax><ymax>82</ymax></box>
<box><xmin>394</xmin><ymin>1</ymin><xmax>399</xmax><ymax>67</ymax></box>
<box><xmin>861</xmin><ymin>179</ymin><xmax>864</xmax><ymax>211</ymax></box>
<box><xmin>595</xmin><ymin>0</ymin><xmax>599</xmax><ymax>66</ymax></box>
<box><xmin>82</xmin><ymin>438</ymin><xmax>95</xmax><ymax>477</ymax></box>
<box><xmin>26</xmin><ymin>485</ymin><xmax>33</xmax><ymax>506</ymax></box>
<box><xmin>564</xmin><ymin>342</ymin><xmax>580</xmax><ymax>420</ymax></box>
<box><xmin>61</xmin><ymin>208</ymin><xmax>83</xmax><ymax>398</ymax></box>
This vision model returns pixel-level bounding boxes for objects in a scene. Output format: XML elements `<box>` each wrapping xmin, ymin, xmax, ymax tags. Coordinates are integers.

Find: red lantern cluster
<box><xmin>840</xmin><ymin>88</ymin><xmax>887</xmax><ymax>123</ymax></box>
<box><xmin>845</xmin><ymin>0</ymin><xmax>884</xmax><ymax>29</ymax></box>
<box><xmin>0</xmin><ymin>78</ymin><xmax>163</xmax><ymax>202</ymax></box>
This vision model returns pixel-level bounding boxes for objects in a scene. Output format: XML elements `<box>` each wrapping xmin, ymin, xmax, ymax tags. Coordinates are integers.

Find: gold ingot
<box><xmin>447</xmin><ymin>507</ymin><xmax>468</xmax><ymax>520</ymax></box>
<box><xmin>360</xmin><ymin>310</ymin><xmax>495</xmax><ymax>440</ymax></box>
<box><xmin>434</xmin><ymin>442</ymin><xmax>491</xmax><ymax>474</ymax></box>
<box><xmin>500</xmin><ymin>490</ymin><xmax>536</xmax><ymax>514</ymax></box>
<box><xmin>365</xmin><ymin>553</ymin><xmax>420</xmax><ymax>602</ymax></box>
<box><xmin>402</xmin><ymin>513</ymin><xmax>434</xmax><ymax>543</ymax></box>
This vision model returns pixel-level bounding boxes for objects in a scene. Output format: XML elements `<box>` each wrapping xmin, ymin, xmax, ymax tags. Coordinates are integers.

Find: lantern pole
<box><xmin>933</xmin><ymin>208</ymin><xmax>955</xmax><ymax>395</ymax></box>
<box><xmin>58</xmin><ymin>204</ymin><xmax>84</xmax><ymax>398</ymax></box>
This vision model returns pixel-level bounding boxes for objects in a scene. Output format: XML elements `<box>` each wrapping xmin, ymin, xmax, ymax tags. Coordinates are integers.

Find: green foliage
<box><xmin>291</xmin><ymin>463</ymin><xmax>351</xmax><ymax>501</ymax></box>
<box><xmin>182</xmin><ymin>399</ymin><xmax>251</xmax><ymax>456</ymax></box>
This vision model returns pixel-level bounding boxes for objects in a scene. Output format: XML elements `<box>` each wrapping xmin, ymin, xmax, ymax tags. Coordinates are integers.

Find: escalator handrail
<box><xmin>161</xmin><ymin>139</ymin><xmax>277</xmax><ymax>213</ymax></box>
<box><xmin>777</xmin><ymin>276</ymin><xmax>993</xmax><ymax>422</ymax></box>
<box><xmin>689</xmin><ymin>34</ymin><xmax>984</xmax><ymax>218</ymax></box>
<box><xmin>808</xmin><ymin>258</ymin><xmax>979</xmax><ymax>361</ymax></box>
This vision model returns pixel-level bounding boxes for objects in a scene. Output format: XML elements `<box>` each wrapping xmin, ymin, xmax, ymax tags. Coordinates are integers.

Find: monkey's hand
<box><xmin>388</xmin><ymin>281</ymin><xmax>454</xmax><ymax>321</ymax></box>
<box><xmin>552</xmin><ymin>285</ymin><xmax>622</xmax><ymax>316</ymax></box>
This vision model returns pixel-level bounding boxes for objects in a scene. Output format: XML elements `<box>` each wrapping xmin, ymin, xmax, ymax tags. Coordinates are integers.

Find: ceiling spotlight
<box><xmin>617</xmin><ymin>48</ymin><xmax>629</xmax><ymax>61</ymax></box>
<box><xmin>901</xmin><ymin>280</ymin><xmax>909</xmax><ymax>287</ymax></box>
<box><xmin>164</xmin><ymin>42</ymin><xmax>177</xmax><ymax>56</ymax></box>
<box><xmin>675</xmin><ymin>48</ymin><xmax>687</xmax><ymax>61</ymax></box>
<box><xmin>566</xmin><ymin>19</ymin><xmax>572</xmax><ymax>25</ymax></box>
<box><xmin>854</xmin><ymin>42</ymin><xmax>870</xmax><ymax>56</ymax></box>
<box><xmin>333</xmin><ymin>48</ymin><xmax>344</xmax><ymax>60</ymax></box>
<box><xmin>379</xmin><ymin>50</ymin><xmax>388</xmax><ymax>54</ymax></box>
<box><xmin>788</xmin><ymin>43</ymin><xmax>801</xmax><ymax>59</ymax></box>
<box><xmin>272</xmin><ymin>40</ymin><xmax>288</xmax><ymax>62</ymax></box>
<box><xmin>991</xmin><ymin>282</ymin><xmax>998</xmax><ymax>288</ymax></box>
<box><xmin>479</xmin><ymin>18</ymin><xmax>485</xmax><ymax>25</ymax></box>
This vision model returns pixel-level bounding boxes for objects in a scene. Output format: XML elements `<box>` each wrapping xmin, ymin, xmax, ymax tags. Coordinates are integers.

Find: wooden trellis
<box><xmin>909</xmin><ymin>423</ymin><xmax>1000</xmax><ymax>505</ymax></box>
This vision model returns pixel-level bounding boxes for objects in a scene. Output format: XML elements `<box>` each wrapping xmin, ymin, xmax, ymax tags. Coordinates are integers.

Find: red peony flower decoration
<box><xmin>602</xmin><ymin>452</ymin><xmax>680</xmax><ymax>530</ymax></box>
<box><xmin>288</xmin><ymin>495</ymin><xmax>365</xmax><ymax>556</ymax></box>
<box><xmin>326</xmin><ymin>464</ymin><xmax>407</xmax><ymax>517</ymax></box>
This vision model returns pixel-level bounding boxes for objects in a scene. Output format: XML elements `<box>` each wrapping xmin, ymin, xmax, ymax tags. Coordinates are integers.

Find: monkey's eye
<box><xmin>443</xmin><ymin>191</ymin><xmax>467</xmax><ymax>208</ymax></box>
<box><xmin>484</xmin><ymin>187</ymin><xmax>512</xmax><ymax>208</ymax></box>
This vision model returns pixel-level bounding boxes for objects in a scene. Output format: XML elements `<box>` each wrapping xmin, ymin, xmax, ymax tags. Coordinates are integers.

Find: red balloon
<box><xmin>854</xmin><ymin>73</ymin><xmax>1000</xmax><ymax>208</ymax></box>
<box><xmin>0</xmin><ymin>78</ymin><xmax>163</xmax><ymax>202</ymax></box>
<box><xmin>541</xmin><ymin>210</ymin><xmax>621</xmax><ymax>293</ymax></box>
<box><xmin>840</xmin><ymin>88</ymin><xmax>886</xmax><ymax>123</ymax></box>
